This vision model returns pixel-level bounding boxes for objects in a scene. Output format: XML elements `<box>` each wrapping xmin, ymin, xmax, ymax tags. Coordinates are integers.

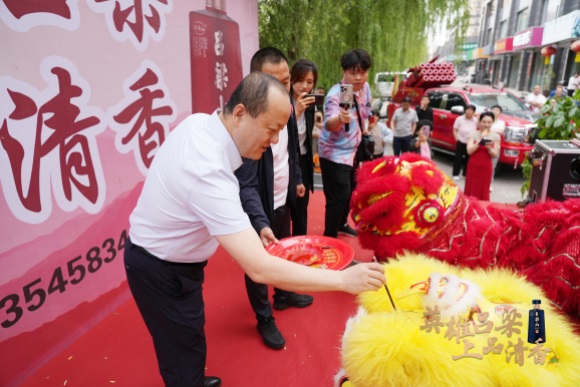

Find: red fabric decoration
<box><xmin>352</xmin><ymin>154</ymin><xmax>580</xmax><ymax>315</ymax></box>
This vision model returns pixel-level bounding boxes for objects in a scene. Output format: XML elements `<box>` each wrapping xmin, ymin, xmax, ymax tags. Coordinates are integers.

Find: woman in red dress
<box><xmin>463</xmin><ymin>112</ymin><xmax>500</xmax><ymax>201</ymax></box>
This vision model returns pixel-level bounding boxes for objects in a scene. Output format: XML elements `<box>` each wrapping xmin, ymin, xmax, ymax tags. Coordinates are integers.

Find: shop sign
<box><xmin>482</xmin><ymin>44</ymin><xmax>494</xmax><ymax>56</ymax></box>
<box><xmin>542</xmin><ymin>10</ymin><xmax>580</xmax><ymax>45</ymax></box>
<box><xmin>513</xmin><ymin>27</ymin><xmax>543</xmax><ymax>49</ymax></box>
<box><xmin>494</xmin><ymin>37</ymin><xmax>513</xmax><ymax>54</ymax></box>
<box><xmin>459</xmin><ymin>43</ymin><xmax>477</xmax><ymax>51</ymax></box>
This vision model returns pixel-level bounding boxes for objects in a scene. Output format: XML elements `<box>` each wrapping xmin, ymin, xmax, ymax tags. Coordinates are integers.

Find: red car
<box><xmin>387</xmin><ymin>85</ymin><xmax>538</xmax><ymax>167</ymax></box>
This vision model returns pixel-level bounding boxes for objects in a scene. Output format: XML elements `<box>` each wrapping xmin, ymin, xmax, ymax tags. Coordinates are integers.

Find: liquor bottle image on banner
<box><xmin>527</xmin><ymin>299</ymin><xmax>546</xmax><ymax>344</ymax></box>
<box><xmin>190</xmin><ymin>0</ymin><xmax>242</xmax><ymax>114</ymax></box>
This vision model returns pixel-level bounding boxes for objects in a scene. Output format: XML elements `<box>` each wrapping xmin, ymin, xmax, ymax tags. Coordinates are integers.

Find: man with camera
<box><xmin>318</xmin><ymin>48</ymin><xmax>373</xmax><ymax>239</ymax></box>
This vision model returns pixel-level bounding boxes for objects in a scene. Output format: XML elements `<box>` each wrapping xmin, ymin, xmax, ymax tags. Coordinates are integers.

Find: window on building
<box><xmin>539</xmin><ymin>0</ymin><xmax>548</xmax><ymax>25</ymax></box>
<box><xmin>498</xmin><ymin>20</ymin><xmax>507</xmax><ymax>39</ymax></box>
<box><xmin>516</xmin><ymin>7</ymin><xmax>529</xmax><ymax>31</ymax></box>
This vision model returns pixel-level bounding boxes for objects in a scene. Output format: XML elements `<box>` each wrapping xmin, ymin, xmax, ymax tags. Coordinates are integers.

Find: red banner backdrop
<box><xmin>0</xmin><ymin>1</ymin><xmax>258</xmax><ymax>385</ymax></box>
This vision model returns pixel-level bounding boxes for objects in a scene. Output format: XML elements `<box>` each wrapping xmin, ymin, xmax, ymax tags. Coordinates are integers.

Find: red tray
<box><xmin>266</xmin><ymin>235</ymin><xmax>354</xmax><ymax>270</ymax></box>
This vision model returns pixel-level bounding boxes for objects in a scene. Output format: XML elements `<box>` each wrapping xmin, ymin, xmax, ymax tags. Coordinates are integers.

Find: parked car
<box><xmin>374</xmin><ymin>72</ymin><xmax>407</xmax><ymax>101</ymax></box>
<box><xmin>388</xmin><ymin>85</ymin><xmax>538</xmax><ymax>166</ymax></box>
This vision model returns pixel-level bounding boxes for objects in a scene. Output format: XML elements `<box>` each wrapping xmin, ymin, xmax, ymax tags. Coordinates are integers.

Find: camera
<box><xmin>339</xmin><ymin>84</ymin><xmax>353</xmax><ymax>109</ymax></box>
<box><xmin>479</xmin><ymin>138</ymin><xmax>493</xmax><ymax>146</ymax></box>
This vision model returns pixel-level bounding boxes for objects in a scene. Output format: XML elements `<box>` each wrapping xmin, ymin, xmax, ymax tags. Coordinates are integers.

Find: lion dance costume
<box><xmin>335</xmin><ymin>254</ymin><xmax>580</xmax><ymax>386</ymax></box>
<box><xmin>351</xmin><ymin>153</ymin><xmax>580</xmax><ymax>315</ymax></box>
<box><xmin>334</xmin><ymin>154</ymin><xmax>580</xmax><ymax>386</ymax></box>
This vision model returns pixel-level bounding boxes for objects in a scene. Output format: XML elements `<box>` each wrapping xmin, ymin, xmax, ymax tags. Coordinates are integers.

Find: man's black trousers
<box><xmin>291</xmin><ymin>153</ymin><xmax>312</xmax><ymax>236</ymax></box>
<box><xmin>319</xmin><ymin>157</ymin><xmax>355</xmax><ymax>238</ymax></box>
<box><xmin>125</xmin><ymin>238</ymin><xmax>207</xmax><ymax>387</ymax></box>
<box><xmin>245</xmin><ymin>204</ymin><xmax>292</xmax><ymax>321</ymax></box>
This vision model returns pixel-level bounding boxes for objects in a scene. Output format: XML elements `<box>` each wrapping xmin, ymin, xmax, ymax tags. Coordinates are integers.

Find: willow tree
<box><xmin>258</xmin><ymin>0</ymin><xmax>470</xmax><ymax>90</ymax></box>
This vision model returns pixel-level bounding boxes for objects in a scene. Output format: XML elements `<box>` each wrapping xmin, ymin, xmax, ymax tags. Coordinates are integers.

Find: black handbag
<box><xmin>354</xmin><ymin>96</ymin><xmax>375</xmax><ymax>162</ymax></box>
<box><xmin>356</xmin><ymin>134</ymin><xmax>375</xmax><ymax>162</ymax></box>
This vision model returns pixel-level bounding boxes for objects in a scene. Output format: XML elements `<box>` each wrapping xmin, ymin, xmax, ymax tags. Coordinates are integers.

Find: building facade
<box><xmin>441</xmin><ymin>0</ymin><xmax>580</xmax><ymax>93</ymax></box>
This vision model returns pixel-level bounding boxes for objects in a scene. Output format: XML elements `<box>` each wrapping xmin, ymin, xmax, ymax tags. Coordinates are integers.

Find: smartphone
<box><xmin>305</xmin><ymin>93</ymin><xmax>325</xmax><ymax>106</ymax></box>
<box><xmin>479</xmin><ymin>138</ymin><xmax>493</xmax><ymax>145</ymax></box>
<box><xmin>339</xmin><ymin>84</ymin><xmax>353</xmax><ymax>109</ymax></box>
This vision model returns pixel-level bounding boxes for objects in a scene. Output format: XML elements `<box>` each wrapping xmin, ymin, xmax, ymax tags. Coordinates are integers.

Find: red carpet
<box><xmin>20</xmin><ymin>191</ymin><xmax>374</xmax><ymax>387</ymax></box>
<box><xmin>18</xmin><ymin>191</ymin><xmax>580</xmax><ymax>386</ymax></box>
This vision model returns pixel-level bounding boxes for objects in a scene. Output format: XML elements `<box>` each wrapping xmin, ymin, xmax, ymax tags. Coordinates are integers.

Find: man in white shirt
<box><xmin>452</xmin><ymin>104</ymin><xmax>478</xmax><ymax>180</ymax></box>
<box><xmin>125</xmin><ymin>72</ymin><xmax>386</xmax><ymax>387</ymax></box>
<box><xmin>525</xmin><ymin>85</ymin><xmax>547</xmax><ymax>112</ymax></box>
<box><xmin>235</xmin><ymin>48</ymin><xmax>310</xmax><ymax>352</ymax></box>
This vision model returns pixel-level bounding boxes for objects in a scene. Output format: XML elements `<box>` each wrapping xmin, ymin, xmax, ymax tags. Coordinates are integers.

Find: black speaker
<box><xmin>528</xmin><ymin>140</ymin><xmax>580</xmax><ymax>202</ymax></box>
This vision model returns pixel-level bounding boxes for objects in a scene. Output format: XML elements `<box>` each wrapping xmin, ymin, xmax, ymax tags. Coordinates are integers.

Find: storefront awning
<box><xmin>494</xmin><ymin>37</ymin><xmax>513</xmax><ymax>54</ymax></box>
<box><xmin>542</xmin><ymin>10</ymin><xmax>580</xmax><ymax>46</ymax></box>
<box><xmin>513</xmin><ymin>27</ymin><xmax>544</xmax><ymax>50</ymax></box>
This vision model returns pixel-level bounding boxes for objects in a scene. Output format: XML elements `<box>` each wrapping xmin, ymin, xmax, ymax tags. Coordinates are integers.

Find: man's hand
<box><xmin>259</xmin><ymin>227</ymin><xmax>278</xmax><ymax>247</ymax></box>
<box><xmin>338</xmin><ymin>107</ymin><xmax>351</xmax><ymax>124</ymax></box>
<box><xmin>339</xmin><ymin>262</ymin><xmax>386</xmax><ymax>294</ymax></box>
<box><xmin>296</xmin><ymin>183</ymin><xmax>306</xmax><ymax>198</ymax></box>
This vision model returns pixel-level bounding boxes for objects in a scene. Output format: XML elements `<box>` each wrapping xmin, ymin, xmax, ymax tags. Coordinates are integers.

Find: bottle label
<box><xmin>189</xmin><ymin>9</ymin><xmax>242</xmax><ymax>114</ymax></box>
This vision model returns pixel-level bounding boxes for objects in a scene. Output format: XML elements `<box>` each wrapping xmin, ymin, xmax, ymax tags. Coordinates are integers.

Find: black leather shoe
<box><xmin>273</xmin><ymin>292</ymin><xmax>314</xmax><ymax>311</ymax></box>
<box><xmin>338</xmin><ymin>223</ymin><xmax>358</xmax><ymax>237</ymax></box>
<box><xmin>257</xmin><ymin>317</ymin><xmax>285</xmax><ymax>349</ymax></box>
<box><xmin>205</xmin><ymin>376</ymin><xmax>222</xmax><ymax>387</ymax></box>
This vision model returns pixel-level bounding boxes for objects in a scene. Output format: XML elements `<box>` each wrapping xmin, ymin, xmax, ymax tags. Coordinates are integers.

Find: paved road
<box><xmin>313</xmin><ymin>151</ymin><xmax>527</xmax><ymax>205</ymax></box>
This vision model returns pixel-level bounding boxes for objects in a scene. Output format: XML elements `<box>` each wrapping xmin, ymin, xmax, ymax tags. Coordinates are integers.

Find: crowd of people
<box><xmin>122</xmin><ymin>41</ymin><xmax>578</xmax><ymax>386</ymax></box>
<box><xmin>124</xmin><ymin>48</ymin><xmax>386</xmax><ymax>387</ymax></box>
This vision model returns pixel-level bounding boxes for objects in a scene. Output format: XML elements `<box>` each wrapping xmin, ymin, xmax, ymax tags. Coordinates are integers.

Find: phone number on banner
<box><xmin>0</xmin><ymin>229</ymin><xmax>128</xmax><ymax>329</ymax></box>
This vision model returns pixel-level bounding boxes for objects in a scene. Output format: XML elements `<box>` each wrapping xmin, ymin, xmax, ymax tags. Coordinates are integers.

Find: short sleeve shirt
<box><xmin>453</xmin><ymin>115</ymin><xmax>479</xmax><ymax>143</ymax></box>
<box><xmin>392</xmin><ymin>108</ymin><xmax>418</xmax><ymax>137</ymax></box>
<box><xmin>319</xmin><ymin>82</ymin><xmax>372</xmax><ymax>166</ymax></box>
<box><xmin>129</xmin><ymin>111</ymin><xmax>251</xmax><ymax>263</ymax></box>
<box><xmin>526</xmin><ymin>93</ymin><xmax>547</xmax><ymax>111</ymax></box>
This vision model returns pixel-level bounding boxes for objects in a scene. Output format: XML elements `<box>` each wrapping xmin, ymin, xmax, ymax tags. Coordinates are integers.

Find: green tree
<box><xmin>258</xmin><ymin>0</ymin><xmax>469</xmax><ymax>90</ymax></box>
<box><xmin>520</xmin><ymin>90</ymin><xmax>580</xmax><ymax>197</ymax></box>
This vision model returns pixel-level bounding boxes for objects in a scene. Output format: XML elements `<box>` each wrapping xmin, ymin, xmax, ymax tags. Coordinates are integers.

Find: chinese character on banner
<box><xmin>505</xmin><ymin>338</ymin><xmax>529</xmax><ymax>366</ymax></box>
<box><xmin>214</xmin><ymin>30</ymin><xmax>225</xmax><ymax>56</ymax></box>
<box><xmin>0</xmin><ymin>0</ymin><xmax>80</xmax><ymax>32</ymax></box>
<box><xmin>420</xmin><ymin>306</ymin><xmax>445</xmax><ymax>334</ymax></box>
<box><xmin>482</xmin><ymin>336</ymin><xmax>504</xmax><ymax>355</ymax></box>
<box><xmin>472</xmin><ymin>312</ymin><xmax>494</xmax><ymax>334</ymax></box>
<box><xmin>495</xmin><ymin>309</ymin><xmax>523</xmax><ymax>338</ymax></box>
<box><xmin>451</xmin><ymin>338</ymin><xmax>484</xmax><ymax>361</ymax></box>
<box><xmin>214</xmin><ymin>62</ymin><xmax>228</xmax><ymax>92</ymax></box>
<box><xmin>108</xmin><ymin>61</ymin><xmax>176</xmax><ymax>175</ymax></box>
<box><xmin>87</xmin><ymin>0</ymin><xmax>172</xmax><ymax>51</ymax></box>
<box><xmin>527</xmin><ymin>343</ymin><xmax>552</xmax><ymax>365</ymax></box>
<box><xmin>0</xmin><ymin>57</ymin><xmax>107</xmax><ymax>224</ymax></box>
